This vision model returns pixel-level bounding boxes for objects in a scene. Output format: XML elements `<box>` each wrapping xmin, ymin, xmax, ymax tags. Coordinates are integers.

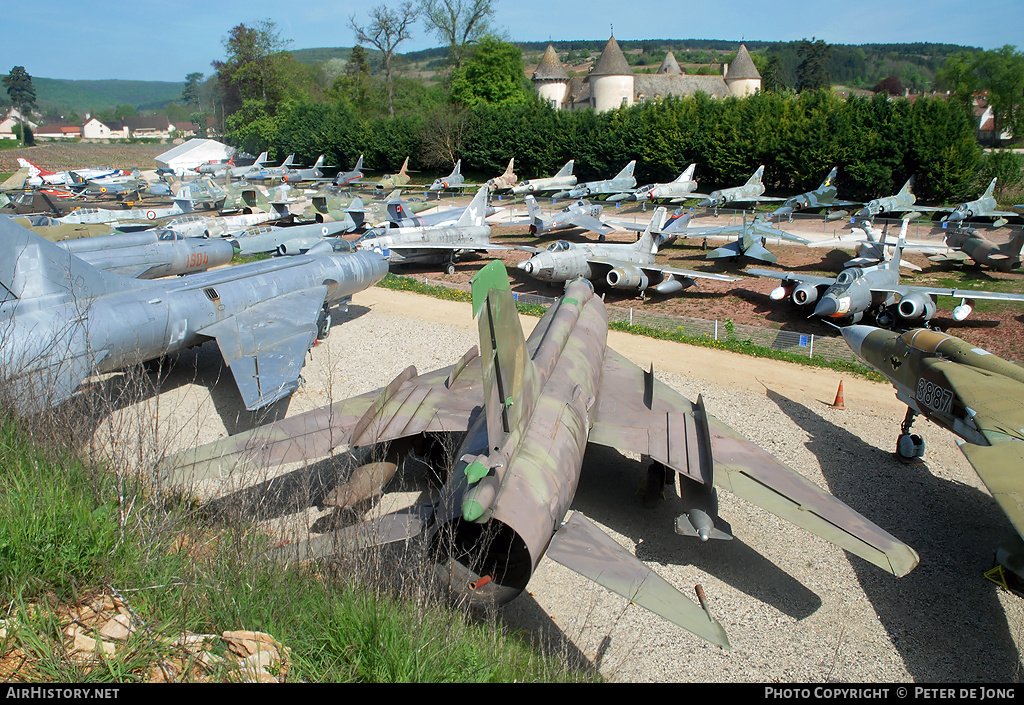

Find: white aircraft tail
<box><xmin>450</xmin><ymin>160</ymin><xmax>462</xmax><ymax>177</ymax></box>
<box><xmin>16</xmin><ymin>158</ymin><xmax>43</xmax><ymax>177</ymax></box>
<box><xmin>171</xmin><ymin>186</ymin><xmax>196</xmax><ymax>214</ymax></box>
<box><xmin>746</xmin><ymin>165</ymin><xmax>765</xmax><ymax>186</ymax></box>
<box><xmin>254</xmin><ymin>152</ymin><xmax>268</xmax><ymax>167</ymax></box>
<box><xmin>615</xmin><ymin>160</ymin><xmax>636</xmax><ymax>181</ymax></box>
<box><xmin>888</xmin><ymin>218</ymin><xmax>910</xmax><ymax>270</ymax></box>
<box><xmin>982</xmin><ymin>177</ymin><xmax>997</xmax><ymax>199</ymax></box>
<box><xmin>635</xmin><ymin>208</ymin><xmax>666</xmax><ymax>254</ymax></box>
<box><xmin>351</xmin><ymin>154</ymin><xmax>362</xmax><ymax>172</ymax></box>
<box><xmin>455</xmin><ymin>187</ymin><xmax>489</xmax><ymax>228</ymax></box>
<box><xmin>525</xmin><ymin>195</ymin><xmax>543</xmax><ymax>224</ymax></box>
<box><xmin>675</xmin><ymin>163</ymin><xmax>696</xmax><ymax>183</ymax></box>
<box><xmin>898</xmin><ymin>176</ymin><xmax>915</xmax><ymax>195</ymax></box>
<box><xmin>315</xmin><ymin>155</ymin><xmax>326</xmax><ymax>170</ymax></box>
<box><xmin>554</xmin><ymin>160</ymin><xmax>574</xmax><ymax>178</ymax></box>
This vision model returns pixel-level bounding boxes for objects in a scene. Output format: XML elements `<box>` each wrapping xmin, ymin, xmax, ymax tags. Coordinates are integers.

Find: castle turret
<box><xmin>587</xmin><ymin>36</ymin><xmax>634</xmax><ymax>112</ymax></box>
<box><xmin>532</xmin><ymin>44</ymin><xmax>569</xmax><ymax>109</ymax></box>
<box><xmin>657</xmin><ymin>51</ymin><xmax>682</xmax><ymax>75</ymax></box>
<box><xmin>725</xmin><ymin>44</ymin><xmax>761</xmax><ymax>97</ymax></box>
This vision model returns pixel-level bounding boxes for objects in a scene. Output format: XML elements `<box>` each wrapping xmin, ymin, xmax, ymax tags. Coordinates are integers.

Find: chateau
<box><xmin>532</xmin><ymin>37</ymin><xmax>761</xmax><ymax>112</ymax></box>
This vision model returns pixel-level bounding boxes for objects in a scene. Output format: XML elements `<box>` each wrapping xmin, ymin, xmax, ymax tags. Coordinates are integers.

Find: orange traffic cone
<box><xmin>831</xmin><ymin>380</ymin><xmax>845</xmax><ymax>410</ymax></box>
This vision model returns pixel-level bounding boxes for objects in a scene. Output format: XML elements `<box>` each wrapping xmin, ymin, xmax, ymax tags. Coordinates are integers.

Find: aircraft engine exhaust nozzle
<box><xmin>792</xmin><ymin>283</ymin><xmax>819</xmax><ymax>306</ymax></box>
<box><xmin>432</xmin><ymin>517</ymin><xmax>534</xmax><ymax>608</ymax></box>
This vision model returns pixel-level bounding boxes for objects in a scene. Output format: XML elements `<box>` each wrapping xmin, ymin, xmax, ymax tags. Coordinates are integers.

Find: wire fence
<box><xmin>418</xmin><ymin>275</ymin><xmax>865</xmax><ymax>366</ymax></box>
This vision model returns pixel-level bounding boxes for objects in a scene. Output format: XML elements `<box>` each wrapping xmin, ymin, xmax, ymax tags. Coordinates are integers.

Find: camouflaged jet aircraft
<box><xmin>554</xmin><ymin>160</ymin><xmax>636</xmax><ymax>200</ymax></box>
<box><xmin>770</xmin><ymin>167</ymin><xmax>859</xmax><ymax>221</ymax></box>
<box><xmin>841</xmin><ymin>325</ymin><xmax>1024</xmax><ymax>588</ymax></box>
<box><xmin>606</xmin><ymin>163</ymin><xmax>701</xmax><ymax>204</ymax></box>
<box><xmin>0</xmin><ymin>215</ymin><xmax>388</xmax><ymax>414</ymax></box>
<box><xmin>377</xmin><ymin>157</ymin><xmax>412</xmax><ymax>191</ymax></box>
<box><xmin>928</xmin><ymin>227</ymin><xmax>1024</xmax><ymax>272</ymax></box>
<box><xmin>854</xmin><ymin>176</ymin><xmax>946</xmax><ymax>223</ymax></box>
<box><xmin>157</xmin><ymin>259</ymin><xmax>918</xmax><ymax>647</ymax></box>
<box><xmin>518</xmin><ymin>195</ymin><xmax>614</xmax><ymax>240</ymax></box>
<box><xmin>510</xmin><ymin>160</ymin><xmax>576</xmax><ymax>195</ymax></box>
<box><xmin>750</xmin><ymin>219</ymin><xmax>1024</xmax><ymax>325</ymax></box>
<box><xmin>486</xmin><ymin>158</ymin><xmax>517</xmax><ymax>191</ymax></box>
<box><xmin>943</xmin><ymin>178</ymin><xmax>1020</xmax><ymax>228</ymax></box>
<box><xmin>697</xmin><ymin>165</ymin><xmax>783</xmax><ymax>213</ymax></box>
<box><xmin>516</xmin><ymin>207</ymin><xmax>736</xmax><ymax>295</ymax></box>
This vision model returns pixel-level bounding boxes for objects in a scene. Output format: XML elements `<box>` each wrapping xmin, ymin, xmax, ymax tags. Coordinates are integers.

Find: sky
<box><xmin>2</xmin><ymin>0</ymin><xmax>1021</xmax><ymax>83</ymax></box>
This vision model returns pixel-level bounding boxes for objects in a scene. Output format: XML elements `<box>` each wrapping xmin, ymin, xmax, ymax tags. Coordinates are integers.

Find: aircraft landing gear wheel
<box><xmin>316</xmin><ymin>308</ymin><xmax>332</xmax><ymax>340</ymax></box>
<box><xmin>896</xmin><ymin>433</ymin><xmax>925</xmax><ymax>463</ymax></box>
<box><xmin>876</xmin><ymin>310</ymin><xmax>895</xmax><ymax>329</ymax></box>
<box><xmin>446</xmin><ymin>263</ymin><xmax>456</xmax><ymax>275</ymax></box>
<box><xmin>599</xmin><ymin>234</ymin><xmax>606</xmax><ymax>242</ymax></box>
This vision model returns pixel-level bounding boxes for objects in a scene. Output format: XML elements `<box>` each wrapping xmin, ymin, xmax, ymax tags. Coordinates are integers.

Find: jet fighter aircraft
<box><xmin>555</xmin><ymin>160</ymin><xmax>636</xmax><ymax>200</ymax></box>
<box><xmin>749</xmin><ymin>219</ymin><xmax>1024</xmax><ymax>326</ymax></box>
<box><xmin>770</xmin><ymin>167</ymin><xmax>859</xmax><ymax>220</ymax></box>
<box><xmin>486</xmin><ymin>158</ymin><xmax>517</xmax><ymax>191</ymax></box>
<box><xmin>333</xmin><ymin>155</ymin><xmax>365</xmax><ymax>188</ymax></box>
<box><xmin>670</xmin><ymin>212</ymin><xmax>811</xmax><ymax>264</ymax></box>
<box><xmin>356</xmin><ymin>186</ymin><xmax>510</xmax><ymax>274</ymax></box>
<box><xmin>842</xmin><ymin>325</ymin><xmax>1024</xmax><ymax>588</ymax></box>
<box><xmin>57</xmin><ymin>229</ymin><xmax>235</xmax><ymax>279</ymax></box>
<box><xmin>518</xmin><ymin>195</ymin><xmax>614</xmax><ymax>240</ymax></box>
<box><xmin>0</xmin><ymin>215</ymin><xmax>388</xmax><ymax>414</ymax></box>
<box><xmin>510</xmin><ymin>160</ymin><xmax>576</xmax><ymax>195</ymax></box>
<box><xmin>377</xmin><ymin>157</ymin><xmax>412</xmax><ymax>191</ymax></box>
<box><xmin>428</xmin><ymin>160</ymin><xmax>475</xmax><ymax>193</ymax></box>
<box><xmin>854</xmin><ymin>176</ymin><xmax>946</xmax><ymax>222</ymax></box>
<box><xmin>928</xmin><ymin>227</ymin><xmax>1024</xmax><ymax>272</ymax></box>
<box><xmin>943</xmin><ymin>178</ymin><xmax>1020</xmax><ymax>228</ymax></box>
<box><xmin>697</xmin><ymin>165</ymin><xmax>783</xmax><ymax>213</ymax></box>
<box><xmin>230</xmin><ymin>220</ymin><xmax>359</xmax><ymax>256</ymax></box>
<box><xmin>516</xmin><ymin>207</ymin><xmax>736</xmax><ymax>295</ymax></box>
<box><xmin>607</xmin><ymin>163</ymin><xmax>700</xmax><ymax>204</ymax></box>
<box><xmin>158</xmin><ymin>260</ymin><xmax>918</xmax><ymax>647</ymax></box>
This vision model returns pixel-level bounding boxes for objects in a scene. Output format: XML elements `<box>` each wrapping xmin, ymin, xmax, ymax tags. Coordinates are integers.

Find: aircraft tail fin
<box><xmin>455</xmin><ymin>186</ymin><xmax>489</xmax><ymax>228</ymax></box>
<box><xmin>171</xmin><ymin>186</ymin><xmax>195</xmax><ymax>214</ymax></box>
<box><xmin>525</xmin><ymin>195</ymin><xmax>543</xmax><ymax>224</ymax></box>
<box><xmin>254</xmin><ymin>152</ymin><xmax>268</xmax><ymax>167</ymax></box>
<box><xmin>351</xmin><ymin>154</ymin><xmax>362</xmax><ymax>173</ymax></box>
<box><xmin>983</xmin><ymin>177</ymin><xmax>997</xmax><ymax>199</ymax></box>
<box><xmin>451</xmin><ymin>159</ymin><xmax>462</xmax><ymax>177</ymax></box>
<box><xmin>16</xmin><ymin>158</ymin><xmax>42</xmax><ymax>176</ymax></box>
<box><xmin>636</xmin><ymin>208</ymin><xmax>666</xmax><ymax>254</ymax></box>
<box><xmin>502</xmin><ymin>157</ymin><xmax>514</xmax><ymax>176</ymax></box>
<box><xmin>0</xmin><ymin>216</ymin><xmax>124</xmax><ymax>302</ymax></box>
<box><xmin>821</xmin><ymin>167</ymin><xmax>838</xmax><ymax>189</ymax></box>
<box><xmin>282</xmin><ymin>154</ymin><xmax>295</xmax><ymax>168</ymax></box>
<box><xmin>315</xmin><ymin>155</ymin><xmax>326</xmax><ymax>170</ymax></box>
<box><xmin>676</xmin><ymin>163</ymin><xmax>696</xmax><ymax>183</ymax></box>
<box><xmin>555</xmin><ymin>160</ymin><xmax>574</xmax><ymax>178</ymax></box>
<box><xmin>889</xmin><ymin>218</ymin><xmax>910</xmax><ymax>270</ymax></box>
<box><xmin>746</xmin><ymin>165</ymin><xmax>765</xmax><ymax>186</ymax></box>
<box><xmin>471</xmin><ymin>260</ymin><xmax>538</xmax><ymax>444</ymax></box>
<box><xmin>615</xmin><ymin>160</ymin><xmax>636</xmax><ymax>181</ymax></box>
<box><xmin>899</xmin><ymin>175</ymin><xmax>915</xmax><ymax>196</ymax></box>
<box><xmin>398</xmin><ymin>157</ymin><xmax>409</xmax><ymax>175</ymax></box>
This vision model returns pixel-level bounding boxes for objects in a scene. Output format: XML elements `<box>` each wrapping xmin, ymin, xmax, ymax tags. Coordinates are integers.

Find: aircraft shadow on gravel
<box><xmin>765</xmin><ymin>389</ymin><xmax>1020</xmax><ymax>681</ymax></box>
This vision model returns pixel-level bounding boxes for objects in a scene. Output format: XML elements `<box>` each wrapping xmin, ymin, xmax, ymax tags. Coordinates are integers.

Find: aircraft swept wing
<box><xmin>160</xmin><ymin>262</ymin><xmax>918</xmax><ymax>647</ymax></box>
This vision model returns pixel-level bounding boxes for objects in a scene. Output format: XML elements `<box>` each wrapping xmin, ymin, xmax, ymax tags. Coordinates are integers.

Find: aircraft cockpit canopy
<box><xmin>546</xmin><ymin>240</ymin><xmax>571</xmax><ymax>252</ymax></box>
<box><xmin>836</xmin><ymin>269</ymin><xmax>862</xmax><ymax>285</ymax></box>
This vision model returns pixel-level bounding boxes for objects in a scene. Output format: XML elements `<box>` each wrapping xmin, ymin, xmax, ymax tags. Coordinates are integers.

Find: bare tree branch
<box><xmin>350</xmin><ymin>2</ymin><xmax>418</xmax><ymax>118</ymax></box>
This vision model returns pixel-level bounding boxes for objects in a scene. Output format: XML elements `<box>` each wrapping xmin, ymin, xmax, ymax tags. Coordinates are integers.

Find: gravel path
<box><xmin>102</xmin><ymin>286</ymin><xmax>1024</xmax><ymax>683</ymax></box>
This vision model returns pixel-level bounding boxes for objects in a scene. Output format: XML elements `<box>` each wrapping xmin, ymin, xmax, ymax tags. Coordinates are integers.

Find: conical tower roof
<box><xmin>533</xmin><ymin>44</ymin><xmax>569</xmax><ymax>81</ymax></box>
<box><xmin>590</xmin><ymin>36</ymin><xmax>633</xmax><ymax>77</ymax></box>
<box><xmin>657</xmin><ymin>51</ymin><xmax>682</xmax><ymax>75</ymax></box>
<box><xmin>727</xmin><ymin>44</ymin><xmax>760</xmax><ymax>80</ymax></box>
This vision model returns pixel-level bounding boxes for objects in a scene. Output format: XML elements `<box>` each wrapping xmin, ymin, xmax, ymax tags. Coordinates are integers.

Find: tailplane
<box><xmin>471</xmin><ymin>260</ymin><xmax>538</xmax><ymax>444</ymax></box>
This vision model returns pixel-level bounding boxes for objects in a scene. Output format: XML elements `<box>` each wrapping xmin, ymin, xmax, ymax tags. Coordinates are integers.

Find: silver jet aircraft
<box><xmin>943</xmin><ymin>178</ymin><xmax>1020</xmax><ymax>228</ymax></box>
<box><xmin>660</xmin><ymin>212</ymin><xmax>810</xmax><ymax>264</ymax></box>
<box><xmin>516</xmin><ymin>207</ymin><xmax>735</xmax><ymax>295</ymax></box>
<box><xmin>230</xmin><ymin>220</ymin><xmax>360</xmax><ymax>256</ymax></box>
<box><xmin>57</xmin><ymin>190</ymin><xmax>200</xmax><ymax>226</ymax></box>
<box><xmin>519</xmin><ymin>195</ymin><xmax>613</xmax><ymax>240</ymax></box>
<box><xmin>333</xmin><ymin>155</ymin><xmax>366</xmax><ymax>188</ymax></box>
<box><xmin>749</xmin><ymin>219</ymin><xmax>1024</xmax><ymax>325</ymax></box>
<box><xmin>555</xmin><ymin>160</ymin><xmax>636</xmax><ymax>199</ymax></box>
<box><xmin>607</xmin><ymin>163</ymin><xmax>700</xmax><ymax>203</ymax></box>
<box><xmin>854</xmin><ymin>176</ymin><xmax>944</xmax><ymax>222</ymax></box>
<box><xmin>280</xmin><ymin>155</ymin><xmax>329</xmax><ymax>183</ymax></box>
<box><xmin>246</xmin><ymin>154</ymin><xmax>296</xmax><ymax>183</ymax></box>
<box><xmin>510</xmin><ymin>160</ymin><xmax>576</xmax><ymax>195</ymax></box>
<box><xmin>158</xmin><ymin>260</ymin><xmax>918</xmax><ymax>647</ymax></box>
<box><xmin>428</xmin><ymin>160</ymin><xmax>474</xmax><ymax>193</ymax></box>
<box><xmin>697</xmin><ymin>165</ymin><xmax>783</xmax><ymax>213</ymax></box>
<box><xmin>356</xmin><ymin>186</ymin><xmax>511</xmax><ymax>274</ymax></box>
<box><xmin>57</xmin><ymin>229</ymin><xmax>235</xmax><ymax>279</ymax></box>
<box><xmin>228</xmin><ymin>152</ymin><xmax>268</xmax><ymax>179</ymax></box>
<box><xmin>0</xmin><ymin>215</ymin><xmax>388</xmax><ymax>414</ymax></box>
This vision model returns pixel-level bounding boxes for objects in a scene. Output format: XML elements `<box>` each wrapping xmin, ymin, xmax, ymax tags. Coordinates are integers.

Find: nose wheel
<box><xmin>896</xmin><ymin>408</ymin><xmax>925</xmax><ymax>463</ymax></box>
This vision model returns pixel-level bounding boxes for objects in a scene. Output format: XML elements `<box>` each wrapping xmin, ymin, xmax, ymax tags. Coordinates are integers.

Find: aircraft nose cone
<box><xmin>813</xmin><ymin>297</ymin><xmax>839</xmax><ymax>317</ymax></box>
<box><xmin>841</xmin><ymin>325</ymin><xmax>875</xmax><ymax>359</ymax></box>
<box><xmin>517</xmin><ymin>260</ymin><xmax>533</xmax><ymax>273</ymax></box>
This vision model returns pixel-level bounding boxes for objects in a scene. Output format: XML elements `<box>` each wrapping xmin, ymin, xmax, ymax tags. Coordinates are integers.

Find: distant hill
<box><xmin>32</xmin><ymin>78</ymin><xmax>185</xmax><ymax>113</ymax></box>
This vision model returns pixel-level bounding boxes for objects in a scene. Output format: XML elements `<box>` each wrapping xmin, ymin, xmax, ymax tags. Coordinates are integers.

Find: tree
<box><xmin>419</xmin><ymin>0</ymin><xmax>496</xmax><ymax>69</ymax></box>
<box><xmin>872</xmin><ymin>76</ymin><xmax>903</xmax><ymax>96</ymax></box>
<box><xmin>4</xmin><ymin>66</ymin><xmax>36</xmax><ymax>147</ymax></box>
<box><xmin>795</xmin><ymin>39</ymin><xmax>831</xmax><ymax>92</ymax></box>
<box><xmin>212</xmin><ymin>20</ymin><xmax>292</xmax><ymax>116</ymax></box>
<box><xmin>182</xmin><ymin>72</ymin><xmax>205</xmax><ymax>113</ymax></box>
<box><xmin>350</xmin><ymin>3</ymin><xmax>418</xmax><ymax>118</ymax></box>
<box><xmin>939</xmin><ymin>46</ymin><xmax>1024</xmax><ymax>141</ymax></box>
<box><xmin>762</xmin><ymin>54</ymin><xmax>787</xmax><ymax>93</ymax></box>
<box><xmin>449</xmin><ymin>35</ymin><xmax>530</xmax><ymax>108</ymax></box>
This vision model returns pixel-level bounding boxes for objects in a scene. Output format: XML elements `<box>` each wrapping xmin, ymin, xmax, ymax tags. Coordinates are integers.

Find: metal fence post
<box><xmin>715</xmin><ymin>320</ymin><xmax>718</xmax><ymax>341</ymax></box>
<box><xmin>629</xmin><ymin>308</ymin><xmax>633</xmax><ymax>326</ymax></box>
<box><xmin>809</xmin><ymin>333</ymin><xmax>814</xmax><ymax>358</ymax></box>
